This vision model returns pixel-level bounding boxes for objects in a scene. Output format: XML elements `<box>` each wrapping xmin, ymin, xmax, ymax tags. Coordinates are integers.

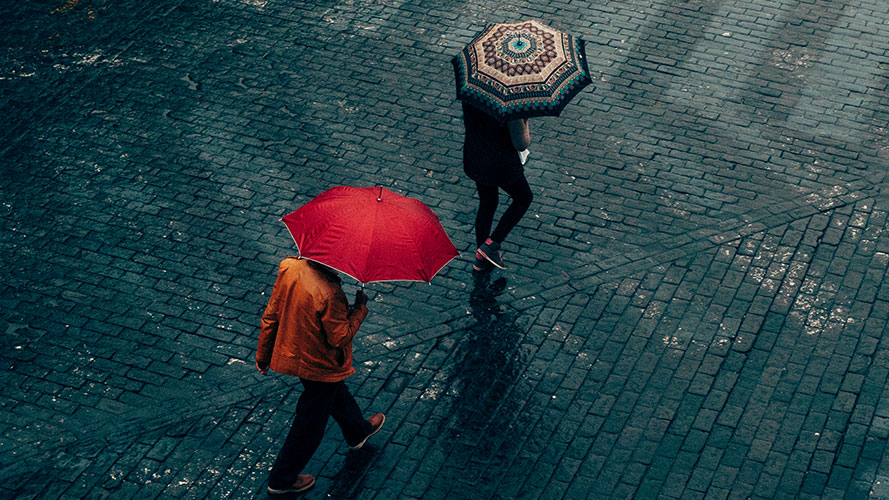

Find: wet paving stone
<box><xmin>3</xmin><ymin>0</ymin><xmax>889</xmax><ymax>499</ymax></box>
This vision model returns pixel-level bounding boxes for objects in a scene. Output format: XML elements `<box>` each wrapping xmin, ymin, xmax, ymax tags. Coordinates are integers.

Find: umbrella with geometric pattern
<box><xmin>452</xmin><ymin>20</ymin><xmax>592</xmax><ymax>122</ymax></box>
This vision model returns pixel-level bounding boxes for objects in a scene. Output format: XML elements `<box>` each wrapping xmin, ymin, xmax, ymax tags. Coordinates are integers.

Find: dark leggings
<box><xmin>268</xmin><ymin>379</ymin><xmax>371</xmax><ymax>489</ymax></box>
<box><xmin>475</xmin><ymin>176</ymin><xmax>533</xmax><ymax>247</ymax></box>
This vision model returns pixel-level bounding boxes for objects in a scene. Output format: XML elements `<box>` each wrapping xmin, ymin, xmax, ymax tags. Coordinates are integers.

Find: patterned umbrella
<box><xmin>452</xmin><ymin>20</ymin><xmax>592</xmax><ymax>122</ymax></box>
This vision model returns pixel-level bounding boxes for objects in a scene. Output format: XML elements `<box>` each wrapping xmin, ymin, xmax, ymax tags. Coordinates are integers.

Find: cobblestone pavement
<box><xmin>2</xmin><ymin>0</ymin><xmax>889</xmax><ymax>499</ymax></box>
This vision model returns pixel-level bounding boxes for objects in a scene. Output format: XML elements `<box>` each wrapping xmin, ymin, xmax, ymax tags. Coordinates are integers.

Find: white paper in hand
<box><xmin>518</xmin><ymin>149</ymin><xmax>530</xmax><ymax>165</ymax></box>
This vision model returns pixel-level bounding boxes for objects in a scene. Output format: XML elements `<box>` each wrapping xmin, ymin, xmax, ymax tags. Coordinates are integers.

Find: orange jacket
<box><xmin>257</xmin><ymin>258</ymin><xmax>368</xmax><ymax>382</ymax></box>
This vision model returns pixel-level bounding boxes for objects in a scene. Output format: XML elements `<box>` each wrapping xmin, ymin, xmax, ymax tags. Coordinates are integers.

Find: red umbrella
<box><xmin>282</xmin><ymin>186</ymin><xmax>459</xmax><ymax>284</ymax></box>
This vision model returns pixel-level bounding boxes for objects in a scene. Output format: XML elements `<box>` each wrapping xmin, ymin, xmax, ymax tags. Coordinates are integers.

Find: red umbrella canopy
<box><xmin>282</xmin><ymin>186</ymin><xmax>459</xmax><ymax>284</ymax></box>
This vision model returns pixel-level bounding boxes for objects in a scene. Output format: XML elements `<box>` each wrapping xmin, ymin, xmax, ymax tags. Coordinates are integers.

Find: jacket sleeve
<box><xmin>257</xmin><ymin>264</ymin><xmax>285</xmax><ymax>365</ymax></box>
<box><xmin>508</xmin><ymin>118</ymin><xmax>531</xmax><ymax>150</ymax></box>
<box><xmin>320</xmin><ymin>286</ymin><xmax>368</xmax><ymax>348</ymax></box>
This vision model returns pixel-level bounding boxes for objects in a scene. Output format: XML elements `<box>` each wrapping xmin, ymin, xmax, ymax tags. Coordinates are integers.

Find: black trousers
<box><xmin>268</xmin><ymin>378</ymin><xmax>371</xmax><ymax>489</ymax></box>
<box><xmin>475</xmin><ymin>175</ymin><xmax>534</xmax><ymax>247</ymax></box>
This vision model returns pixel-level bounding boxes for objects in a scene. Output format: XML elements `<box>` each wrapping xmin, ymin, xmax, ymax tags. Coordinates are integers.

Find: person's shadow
<box><xmin>322</xmin><ymin>445</ymin><xmax>379</xmax><ymax>499</ymax></box>
<box><xmin>445</xmin><ymin>271</ymin><xmax>526</xmax><ymax>449</ymax></box>
<box><xmin>469</xmin><ymin>269</ymin><xmax>509</xmax><ymax>322</ymax></box>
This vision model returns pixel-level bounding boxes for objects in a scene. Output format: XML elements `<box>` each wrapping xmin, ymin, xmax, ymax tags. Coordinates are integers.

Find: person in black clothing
<box><xmin>461</xmin><ymin>102</ymin><xmax>533</xmax><ymax>271</ymax></box>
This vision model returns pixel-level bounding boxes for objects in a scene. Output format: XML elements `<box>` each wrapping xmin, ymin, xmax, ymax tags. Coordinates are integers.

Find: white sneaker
<box><xmin>518</xmin><ymin>149</ymin><xmax>530</xmax><ymax>165</ymax></box>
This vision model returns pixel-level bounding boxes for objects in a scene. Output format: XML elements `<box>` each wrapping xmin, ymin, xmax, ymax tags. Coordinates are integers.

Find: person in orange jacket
<box><xmin>257</xmin><ymin>257</ymin><xmax>385</xmax><ymax>495</ymax></box>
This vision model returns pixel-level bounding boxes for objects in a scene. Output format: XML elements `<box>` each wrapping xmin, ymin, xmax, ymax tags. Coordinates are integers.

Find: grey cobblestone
<box><xmin>3</xmin><ymin>0</ymin><xmax>889</xmax><ymax>498</ymax></box>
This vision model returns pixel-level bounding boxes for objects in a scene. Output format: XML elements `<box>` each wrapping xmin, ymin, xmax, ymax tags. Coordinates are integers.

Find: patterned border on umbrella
<box><xmin>453</xmin><ymin>21</ymin><xmax>592</xmax><ymax>122</ymax></box>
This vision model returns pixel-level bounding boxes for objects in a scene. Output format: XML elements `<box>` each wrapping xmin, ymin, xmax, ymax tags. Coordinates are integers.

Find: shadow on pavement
<box><xmin>446</xmin><ymin>271</ymin><xmax>526</xmax><ymax>448</ymax></box>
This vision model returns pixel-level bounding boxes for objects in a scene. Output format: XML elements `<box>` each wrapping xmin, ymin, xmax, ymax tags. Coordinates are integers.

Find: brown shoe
<box><xmin>267</xmin><ymin>474</ymin><xmax>315</xmax><ymax>494</ymax></box>
<box><xmin>349</xmin><ymin>413</ymin><xmax>385</xmax><ymax>450</ymax></box>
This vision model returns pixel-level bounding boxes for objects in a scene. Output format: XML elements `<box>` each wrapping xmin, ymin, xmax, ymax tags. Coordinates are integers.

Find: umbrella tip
<box><xmin>377</xmin><ymin>186</ymin><xmax>383</xmax><ymax>202</ymax></box>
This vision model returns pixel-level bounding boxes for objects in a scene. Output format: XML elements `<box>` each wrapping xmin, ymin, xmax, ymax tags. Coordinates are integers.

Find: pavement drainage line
<box><xmin>7</xmin><ymin>177</ymin><xmax>885</xmax><ymax>426</ymax></box>
<box><xmin>3</xmin><ymin>374</ymin><xmax>302</xmax><ymax>464</ymax></box>
<box><xmin>7</xmin><ymin>328</ymin><xmax>464</xmax><ymax>469</ymax></box>
<box><xmin>10</xmin><ymin>309</ymin><xmax>548</xmax><ymax>476</ymax></box>
<box><xmin>7</xmin><ymin>182</ymin><xmax>887</xmax><ymax>472</ymax></box>
<box><xmin>6</xmin><ymin>180</ymin><xmax>886</xmax><ymax>464</ymax></box>
<box><xmin>563</xmin><ymin>177</ymin><xmax>887</xmax><ymax>296</ymax></box>
<box><xmin>1</xmin><ymin>303</ymin><xmax>473</xmax><ymax>461</ymax></box>
<box><xmin>3</xmin><ymin>306</ymin><xmax>471</xmax><ymax>456</ymax></box>
<box><xmin>326</xmin><ymin>172</ymin><xmax>889</xmax><ymax>359</ymax></box>
<box><xmin>3</xmin><ymin>304</ymin><xmax>520</xmax><ymax>463</ymax></box>
<box><xmin>412</xmin><ymin>171</ymin><xmax>889</xmax><ymax>317</ymax></box>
